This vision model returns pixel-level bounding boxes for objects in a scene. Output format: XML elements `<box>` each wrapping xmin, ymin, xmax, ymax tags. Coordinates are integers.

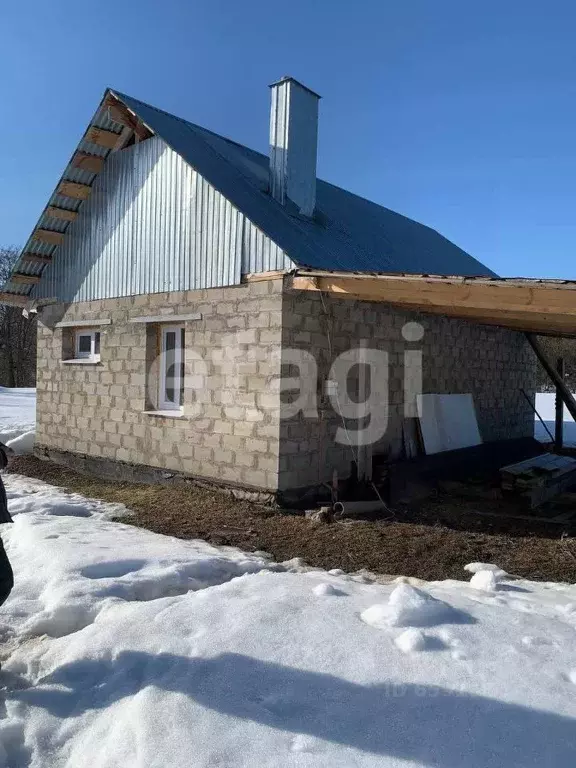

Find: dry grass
<box><xmin>8</xmin><ymin>455</ymin><xmax>576</xmax><ymax>583</ymax></box>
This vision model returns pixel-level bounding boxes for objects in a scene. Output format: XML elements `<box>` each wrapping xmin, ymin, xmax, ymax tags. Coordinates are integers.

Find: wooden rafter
<box><xmin>46</xmin><ymin>206</ymin><xmax>78</xmax><ymax>222</ymax></box>
<box><xmin>11</xmin><ymin>274</ymin><xmax>41</xmax><ymax>285</ymax></box>
<box><xmin>0</xmin><ymin>293</ymin><xmax>28</xmax><ymax>307</ymax></box>
<box><xmin>291</xmin><ymin>274</ymin><xmax>576</xmax><ymax>338</ymax></box>
<box><xmin>104</xmin><ymin>95</ymin><xmax>152</xmax><ymax>141</ymax></box>
<box><xmin>72</xmin><ymin>152</ymin><xmax>105</xmax><ymax>173</ymax></box>
<box><xmin>57</xmin><ymin>181</ymin><xmax>91</xmax><ymax>200</ymax></box>
<box><xmin>85</xmin><ymin>126</ymin><xmax>121</xmax><ymax>149</ymax></box>
<box><xmin>32</xmin><ymin>229</ymin><xmax>65</xmax><ymax>246</ymax></box>
<box><xmin>20</xmin><ymin>253</ymin><xmax>53</xmax><ymax>266</ymax></box>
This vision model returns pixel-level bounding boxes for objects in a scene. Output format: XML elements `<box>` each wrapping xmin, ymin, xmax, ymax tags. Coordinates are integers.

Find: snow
<box><xmin>0</xmin><ymin>483</ymin><xmax>576</xmax><ymax>766</ymax></box>
<box><xmin>0</xmin><ymin>387</ymin><xmax>36</xmax><ymax>451</ymax></box>
<box><xmin>0</xmin><ymin>389</ymin><xmax>575</xmax><ymax>765</ymax></box>
<box><xmin>361</xmin><ymin>583</ymin><xmax>465</xmax><ymax>629</ymax></box>
<box><xmin>464</xmin><ymin>562</ymin><xmax>508</xmax><ymax>577</ymax></box>
<box><xmin>312</xmin><ymin>582</ymin><xmax>342</xmax><ymax>597</ymax></box>
<box><xmin>535</xmin><ymin>391</ymin><xmax>576</xmax><ymax>445</ymax></box>
<box><xmin>470</xmin><ymin>570</ymin><xmax>499</xmax><ymax>592</ymax></box>
<box><xmin>393</xmin><ymin>628</ymin><xmax>428</xmax><ymax>653</ymax></box>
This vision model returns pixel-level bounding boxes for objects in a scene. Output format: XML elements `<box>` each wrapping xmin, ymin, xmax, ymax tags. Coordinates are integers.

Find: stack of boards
<box><xmin>500</xmin><ymin>453</ymin><xmax>576</xmax><ymax>509</ymax></box>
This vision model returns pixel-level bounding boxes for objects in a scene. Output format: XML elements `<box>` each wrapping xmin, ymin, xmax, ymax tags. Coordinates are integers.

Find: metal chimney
<box><xmin>269</xmin><ymin>76</ymin><xmax>320</xmax><ymax>218</ymax></box>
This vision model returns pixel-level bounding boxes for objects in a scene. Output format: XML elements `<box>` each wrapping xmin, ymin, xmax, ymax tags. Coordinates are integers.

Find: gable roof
<box><xmin>3</xmin><ymin>88</ymin><xmax>497</xmax><ymax>303</ymax></box>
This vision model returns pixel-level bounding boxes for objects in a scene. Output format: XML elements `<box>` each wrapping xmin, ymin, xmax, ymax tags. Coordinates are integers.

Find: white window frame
<box><xmin>159</xmin><ymin>325</ymin><xmax>185</xmax><ymax>411</ymax></box>
<box><xmin>75</xmin><ymin>329</ymin><xmax>101</xmax><ymax>362</ymax></box>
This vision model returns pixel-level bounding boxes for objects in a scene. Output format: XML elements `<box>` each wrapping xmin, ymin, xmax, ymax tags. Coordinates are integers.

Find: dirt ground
<box><xmin>8</xmin><ymin>455</ymin><xmax>576</xmax><ymax>583</ymax></box>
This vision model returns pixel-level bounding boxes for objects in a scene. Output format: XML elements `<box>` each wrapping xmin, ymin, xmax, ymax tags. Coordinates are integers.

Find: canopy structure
<box><xmin>292</xmin><ymin>271</ymin><xmax>576</xmax><ymax>338</ymax></box>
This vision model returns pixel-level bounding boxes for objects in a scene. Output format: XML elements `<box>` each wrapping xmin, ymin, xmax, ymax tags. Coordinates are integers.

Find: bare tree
<box><xmin>535</xmin><ymin>335</ymin><xmax>576</xmax><ymax>392</ymax></box>
<box><xmin>0</xmin><ymin>247</ymin><xmax>37</xmax><ymax>387</ymax></box>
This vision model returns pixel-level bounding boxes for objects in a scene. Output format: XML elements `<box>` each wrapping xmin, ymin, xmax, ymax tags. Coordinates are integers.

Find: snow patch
<box><xmin>312</xmin><ymin>583</ymin><xmax>340</xmax><ymax>597</ymax></box>
<box><xmin>0</xmin><ymin>387</ymin><xmax>36</xmax><ymax>453</ymax></box>
<box><xmin>6</xmin><ymin>429</ymin><xmax>35</xmax><ymax>455</ymax></box>
<box><xmin>465</xmin><ymin>562</ymin><xmax>508</xmax><ymax>579</ymax></box>
<box><xmin>470</xmin><ymin>570</ymin><xmax>500</xmax><ymax>592</ymax></box>
<box><xmin>23</xmin><ymin>601</ymin><xmax>98</xmax><ymax>639</ymax></box>
<box><xmin>361</xmin><ymin>584</ymin><xmax>464</xmax><ymax>629</ymax></box>
<box><xmin>394</xmin><ymin>628</ymin><xmax>428</xmax><ymax>653</ymax></box>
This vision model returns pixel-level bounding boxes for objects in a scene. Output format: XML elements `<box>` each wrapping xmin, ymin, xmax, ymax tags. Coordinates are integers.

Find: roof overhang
<box><xmin>0</xmin><ymin>90</ymin><xmax>154</xmax><ymax>307</ymax></box>
<box><xmin>291</xmin><ymin>270</ymin><xmax>576</xmax><ymax>338</ymax></box>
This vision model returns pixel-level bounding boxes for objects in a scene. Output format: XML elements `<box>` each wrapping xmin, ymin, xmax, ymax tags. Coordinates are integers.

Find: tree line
<box><xmin>0</xmin><ymin>247</ymin><xmax>37</xmax><ymax>387</ymax></box>
<box><xmin>534</xmin><ymin>335</ymin><xmax>576</xmax><ymax>392</ymax></box>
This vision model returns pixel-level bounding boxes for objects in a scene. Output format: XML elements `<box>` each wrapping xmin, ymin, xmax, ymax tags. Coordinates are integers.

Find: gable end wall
<box><xmin>32</xmin><ymin>136</ymin><xmax>290</xmax><ymax>304</ymax></box>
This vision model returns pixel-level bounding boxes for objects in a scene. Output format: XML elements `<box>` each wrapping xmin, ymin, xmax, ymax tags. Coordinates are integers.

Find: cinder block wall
<box><xmin>36</xmin><ymin>280</ymin><xmax>284</xmax><ymax>491</ymax></box>
<box><xmin>279</xmin><ymin>289</ymin><xmax>537</xmax><ymax>493</ymax></box>
<box><xmin>35</xmin><ymin>277</ymin><xmax>537</xmax><ymax>498</ymax></box>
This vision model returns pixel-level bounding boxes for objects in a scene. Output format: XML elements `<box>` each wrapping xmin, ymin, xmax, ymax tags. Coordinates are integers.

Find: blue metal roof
<box><xmin>114</xmin><ymin>90</ymin><xmax>498</xmax><ymax>278</ymax></box>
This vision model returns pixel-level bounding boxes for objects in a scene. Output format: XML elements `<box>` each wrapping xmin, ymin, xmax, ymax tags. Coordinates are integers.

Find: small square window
<box><xmin>75</xmin><ymin>330</ymin><xmax>101</xmax><ymax>362</ymax></box>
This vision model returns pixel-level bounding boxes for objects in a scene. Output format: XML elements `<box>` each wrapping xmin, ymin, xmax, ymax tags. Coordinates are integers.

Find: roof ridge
<box><xmin>111</xmin><ymin>88</ymin><xmax>267</xmax><ymax>159</ymax></box>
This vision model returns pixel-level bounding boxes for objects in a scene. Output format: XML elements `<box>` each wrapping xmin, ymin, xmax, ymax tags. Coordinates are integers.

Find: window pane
<box><xmin>78</xmin><ymin>335</ymin><xmax>91</xmax><ymax>354</ymax></box>
<box><xmin>94</xmin><ymin>332</ymin><xmax>100</xmax><ymax>355</ymax></box>
<box><xmin>164</xmin><ymin>332</ymin><xmax>177</xmax><ymax>404</ymax></box>
<box><xmin>165</xmin><ymin>331</ymin><xmax>176</xmax><ymax>352</ymax></box>
<box><xmin>179</xmin><ymin>328</ymin><xmax>185</xmax><ymax>406</ymax></box>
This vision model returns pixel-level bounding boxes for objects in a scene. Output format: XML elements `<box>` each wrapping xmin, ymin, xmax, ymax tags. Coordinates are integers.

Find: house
<box><xmin>7</xmin><ymin>76</ymin><xmax>576</xmax><ymax>503</ymax></box>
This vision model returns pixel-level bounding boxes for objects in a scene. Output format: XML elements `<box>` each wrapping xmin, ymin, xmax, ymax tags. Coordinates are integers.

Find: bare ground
<box><xmin>8</xmin><ymin>455</ymin><xmax>576</xmax><ymax>583</ymax></box>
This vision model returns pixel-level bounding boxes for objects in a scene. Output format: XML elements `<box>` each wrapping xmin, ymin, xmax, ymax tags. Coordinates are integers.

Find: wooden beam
<box><xmin>293</xmin><ymin>275</ymin><xmax>576</xmax><ymax>316</ymax></box>
<box><xmin>71</xmin><ymin>152</ymin><xmax>105</xmax><ymax>173</ymax></box>
<box><xmin>11</xmin><ymin>273</ymin><xmax>41</xmax><ymax>285</ymax></box>
<box><xmin>85</xmin><ymin>126</ymin><xmax>120</xmax><ymax>149</ymax></box>
<box><xmin>20</xmin><ymin>253</ymin><xmax>53</xmax><ymax>266</ymax></box>
<box><xmin>45</xmin><ymin>206</ymin><xmax>78</xmax><ymax>222</ymax></box>
<box><xmin>110</xmin><ymin>124</ymin><xmax>133</xmax><ymax>152</ymax></box>
<box><xmin>57</xmin><ymin>181</ymin><xmax>91</xmax><ymax>200</ymax></box>
<box><xmin>32</xmin><ymin>229</ymin><xmax>64</xmax><ymax>246</ymax></box>
<box><xmin>291</xmin><ymin>275</ymin><xmax>576</xmax><ymax>336</ymax></box>
<box><xmin>104</xmin><ymin>95</ymin><xmax>151</xmax><ymax>141</ymax></box>
<box><xmin>243</xmin><ymin>270</ymin><xmax>286</xmax><ymax>282</ymax></box>
<box><xmin>0</xmin><ymin>293</ymin><xmax>28</xmax><ymax>307</ymax></box>
<box><xmin>526</xmin><ymin>334</ymin><xmax>576</xmax><ymax>422</ymax></box>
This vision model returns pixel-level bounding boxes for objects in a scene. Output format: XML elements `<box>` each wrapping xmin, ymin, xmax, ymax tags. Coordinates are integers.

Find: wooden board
<box><xmin>0</xmin><ymin>292</ymin><xmax>28</xmax><ymax>307</ymax></box>
<box><xmin>103</xmin><ymin>96</ymin><xmax>151</xmax><ymax>141</ymax></box>
<box><xmin>45</xmin><ymin>206</ymin><xmax>78</xmax><ymax>222</ymax></box>
<box><xmin>57</xmin><ymin>182</ymin><xmax>91</xmax><ymax>200</ymax></box>
<box><xmin>291</xmin><ymin>274</ymin><xmax>576</xmax><ymax>337</ymax></box>
<box><xmin>71</xmin><ymin>153</ymin><xmax>105</xmax><ymax>173</ymax></box>
<box><xmin>85</xmin><ymin>127</ymin><xmax>120</xmax><ymax>149</ymax></box>
<box><xmin>500</xmin><ymin>453</ymin><xmax>576</xmax><ymax>508</ymax></box>
<box><xmin>32</xmin><ymin>229</ymin><xmax>64</xmax><ymax>245</ymax></box>
<box><xmin>20</xmin><ymin>253</ymin><xmax>53</xmax><ymax>266</ymax></box>
<box><xmin>11</xmin><ymin>274</ymin><xmax>41</xmax><ymax>285</ymax></box>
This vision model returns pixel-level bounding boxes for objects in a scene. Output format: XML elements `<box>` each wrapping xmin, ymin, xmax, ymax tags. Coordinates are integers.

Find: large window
<box><xmin>75</xmin><ymin>330</ymin><xmax>101</xmax><ymax>362</ymax></box>
<box><xmin>159</xmin><ymin>325</ymin><xmax>185</xmax><ymax>411</ymax></box>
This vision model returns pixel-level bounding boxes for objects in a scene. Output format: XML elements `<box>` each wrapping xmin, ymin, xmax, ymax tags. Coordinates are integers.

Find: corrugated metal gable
<box><xmin>32</xmin><ymin>136</ymin><xmax>285</xmax><ymax>302</ymax></box>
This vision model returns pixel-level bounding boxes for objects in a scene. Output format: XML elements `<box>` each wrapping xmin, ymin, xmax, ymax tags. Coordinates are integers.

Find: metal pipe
<box><xmin>333</xmin><ymin>500</ymin><xmax>386</xmax><ymax>519</ymax></box>
<box><xmin>555</xmin><ymin>357</ymin><xmax>565</xmax><ymax>451</ymax></box>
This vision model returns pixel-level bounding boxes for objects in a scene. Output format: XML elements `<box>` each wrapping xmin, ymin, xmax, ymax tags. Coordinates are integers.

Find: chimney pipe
<box><xmin>269</xmin><ymin>76</ymin><xmax>320</xmax><ymax>218</ymax></box>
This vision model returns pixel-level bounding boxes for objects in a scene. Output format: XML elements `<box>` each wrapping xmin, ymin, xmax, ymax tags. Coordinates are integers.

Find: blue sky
<box><xmin>1</xmin><ymin>0</ymin><xmax>575</xmax><ymax>278</ymax></box>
